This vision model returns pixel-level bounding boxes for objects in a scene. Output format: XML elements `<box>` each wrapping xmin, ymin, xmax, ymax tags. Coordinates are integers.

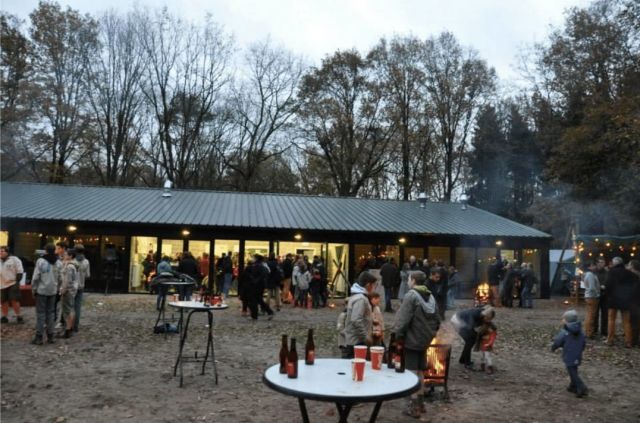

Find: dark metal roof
<box><xmin>0</xmin><ymin>182</ymin><xmax>551</xmax><ymax>238</ymax></box>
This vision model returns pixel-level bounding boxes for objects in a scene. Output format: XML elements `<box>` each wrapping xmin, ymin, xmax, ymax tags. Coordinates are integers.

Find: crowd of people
<box><xmin>0</xmin><ymin>242</ymin><xmax>90</xmax><ymax>344</ymax></box>
<box><xmin>487</xmin><ymin>256</ymin><xmax>539</xmax><ymax>308</ymax></box>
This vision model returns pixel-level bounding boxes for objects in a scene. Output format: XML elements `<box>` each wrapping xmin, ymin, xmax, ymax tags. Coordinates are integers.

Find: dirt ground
<box><xmin>1</xmin><ymin>294</ymin><xmax>639</xmax><ymax>423</ymax></box>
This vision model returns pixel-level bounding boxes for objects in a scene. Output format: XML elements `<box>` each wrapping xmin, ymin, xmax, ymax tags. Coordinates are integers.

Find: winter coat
<box><xmin>344</xmin><ymin>283</ymin><xmax>373</xmax><ymax>346</ymax></box>
<box><xmin>75</xmin><ymin>254</ymin><xmax>91</xmax><ymax>291</ymax></box>
<box><xmin>380</xmin><ymin>262</ymin><xmax>398</xmax><ymax>288</ymax></box>
<box><xmin>454</xmin><ymin>307</ymin><xmax>486</xmax><ymax>341</ymax></box>
<box><xmin>157</xmin><ymin>260</ymin><xmax>172</xmax><ymax>274</ymax></box>
<box><xmin>249</xmin><ymin>261</ymin><xmax>270</xmax><ymax>289</ymax></box>
<box><xmin>426</xmin><ymin>277</ymin><xmax>448</xmax><ymax>307</ymax></box>
<box><xmin>398</xmin><ymin>270</ymin><xmax>410</xmax><ymax>300</ymax></box>
<box><xmin>393</xmin><ymin>286</ymin><xmax>440</xmax><ymax>351</ymax></box>
<box><xmin>487</xmin><ymin>261</ymin><xmax>503</xmax><ymax>286</ymax></box>
<box><xmin>521</xmin><ymin>268</ymin><xmax>536</xmax><ymax>290</ymax></box>
<box><xmin>178</xmin><ymin>256</ymin><xmax>200</xmax><ymax>280</ymax></box>
<box><xmin>552</xmin><ymin>321</ymin><xmax>586</xmax><ymax>367</ymax></box>
<box><xmin>582</xmin><ymin>271</ymin><xmax>600</xmax><ymax>299</ymax></box>
<box><xmin>282</xmin><ymin>258</ymin><xmax>293</xmax><ymax>279</ymax></box>
<box><xmin>59</xmin><ymin>260</ymin><xmax>79</xmax><ymax>297</ymax></box>
<box><xmin>266</xmin><ymin>259</ymin><xmax>283</xmax><ymax>289</ymax></box>
<box><xmin>31</xmin><ymin>254</ymin><xmax>59</xmax><ymax>296</ymax></box>
<box><xmin>296</xmin><ymin>270</ymin><xmax>311</xmax><ymax>290</ymax></box>
<box><xmin>605</xmin><ymin>264</ymin><xmax>637</xmax><ymax>310</ymax></box>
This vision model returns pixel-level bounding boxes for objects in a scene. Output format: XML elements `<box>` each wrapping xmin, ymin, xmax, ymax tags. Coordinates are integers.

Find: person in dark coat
<box><xmin>487</xmin><ymin>256</ymin><xmax>503</xmax><ymax>306</ymax></box>
<box><xmin>594</xmin><ymin>257</ymin><xmax>609</xmax><ymax>337</ymax></box>
<box><xmin>177</xmin><ymin>251</ymin><xmax>199</xmax><ymax>300</ymax></box>
<box><xmin>552</xmin><ymin>309</ymin><xmax>587</xmax><ymax>397</ymax></box>
<box><xmin>266</xmin><ymin>253</ymin><xmax>282</xmax><ymax>311</ymax></box>
<box><xmin>605</xmin><ymin>257</ymin><xmax>636</xmax><ymax>347</ymax></box>
<box><xmin>626</xmin><ymin>260</ymin><xmax>640</xmax><ymax>347</ymax></box>
<box><xmin>238</xmin><ymin>259</ymin><xmax>253</xmax><ymax>317</ymax></box>
<box><xmin>426</xmin><ymin>268</ymin><xmax>448</xmax><ymax>320</ymax></box>
<box><xmin>500</xmin><ymin>263</ymin><xmax>517</xmax><ymax>308</ymax></box>
<box><xmin>248</xmin><ymin>255</ymin><xmax>274</xmax><ymax>321</ymax></box>
<box><xmin>281</xmin><ymin>254</ymin><xmax>294</xmax><ymax>304</ymax></box>
<box><xmin>380</xmin><ymin>258</ymin><xmax>398</xmax><ymax>312</ymax></box>
<box><xmin>452</xmin><ymin>305</ymin><xmax>495</xmax><ymax>369</ymax></box>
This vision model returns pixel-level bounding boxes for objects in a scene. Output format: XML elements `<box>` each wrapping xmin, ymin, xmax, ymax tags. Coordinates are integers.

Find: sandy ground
<box><xmin>1</xmin><ymin>294</ymin><xmax>639</xmax><ymax>423</ymax></box>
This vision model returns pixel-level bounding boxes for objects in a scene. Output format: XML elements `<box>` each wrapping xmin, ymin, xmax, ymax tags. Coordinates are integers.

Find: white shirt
<box><xmin>1</xmin><ymin>256</ymin><xmax>24</xmax><ymax>289</ymax></box>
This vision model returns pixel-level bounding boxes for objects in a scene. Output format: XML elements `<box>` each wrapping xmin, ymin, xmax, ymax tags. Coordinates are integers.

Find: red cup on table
<box><xmin>370</xmin><ymin>346</ymin><xmax>384</xmax><ymax>370</ymax></box>
<box><xmin>354</xmin><ymin>345</ymin><xmax>368</xmax><ymax>360</ymax></box>
<box><xmin>351</xmin><ymin>358</ymin><xmax>366</xmax><ymax>381</ymax></box>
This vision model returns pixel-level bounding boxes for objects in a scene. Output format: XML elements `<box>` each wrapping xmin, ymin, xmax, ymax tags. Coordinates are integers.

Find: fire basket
<box><xmin>474</xmin><ymin>282</ymin><xmax>492</xmax><ymax>307</ymax></box>
<box><xmin>423</xmin><ymin>338</ymin><xmax>452</xmax><ymax>399</ymax></box>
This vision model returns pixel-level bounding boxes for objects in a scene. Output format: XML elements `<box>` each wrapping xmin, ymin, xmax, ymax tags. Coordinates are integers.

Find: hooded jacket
<box><xmin>344</xmin><ymin>283</ymin><xmax>372</xmax><ymax>346</ymax></box>
<box><xmin>60</xmin><ymin>260</ymin><xmax>79</xmax><ymax>296</ymax></box>
<box><xmin>393</xmin><ymin>285</ymin><xmax>440</xmax><ymax>351</ymax></box>
<box><xmin>605</xmin><ymin>264</ymin><xmax>636</xmax><ymax>310</ymax></box>
<box><xmin>552</xmin><ymin>321</ymin><xmax>586</xmax><ymax>367</ymax></box>
<box><xmin>31</xmin><ymin>254</ymin><xmax>59</xmax><ymax>296</ymax></box>
<box><xmin>75</xmin><ymin>253</ymin><xmax>91</xmax><ymax>291</ymax></box>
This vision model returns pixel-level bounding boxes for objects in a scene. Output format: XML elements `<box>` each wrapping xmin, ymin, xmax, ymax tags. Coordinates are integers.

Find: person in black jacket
<box><xmin>266</xmin><ymin>253</ymin><xmax>283</xmax><ymax>311</ymax></box>
<box><xmin>248</xmin><ymin>255</ymin><xmax>274</xmax><ymax>321</ymax></box>
<box><xmin>380</xmin><ymin>258</ymin><xmax>398</xmax><ymax>312</ymax></box>
<box><xmin>452</xmin><ymin>306</ymin><xmax>495</xmax><ymax>369</ymax></box>
<box><xmin>281</xmin><ymin>254</ymin><xmax>294</xmax><ymax>304</ymax></box>
<box><xmin>605</xmin><ymin>257</ymin><xmax>635</xmax><ymax>347</ymax></box>
<box><xmin>426</xmin><ymin>268</ymin><xmax>448</xmax><ymax>320</ymax></box>
<box><xmin>238</xmin><ymin>259</ymin><xmax>252</xmax><ymax>317</ymax></box>
<box><xmin>177</xmin><ymin>251</ymin><xmax>199</xmax><ymax>300</ymax></box>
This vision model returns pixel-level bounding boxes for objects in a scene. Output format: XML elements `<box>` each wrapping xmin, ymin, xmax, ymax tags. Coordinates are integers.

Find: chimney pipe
<box><xmin>162</xmin><ymin>180</ymin><xmax>173</xmax><ymax>198</ymax></box>
<box><xmin>418</xmin><ymin>192</ymin><xmax>428</xmax><ymax>208</ymax></box>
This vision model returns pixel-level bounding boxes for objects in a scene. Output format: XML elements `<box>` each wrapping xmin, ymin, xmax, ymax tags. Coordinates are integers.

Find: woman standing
<box><xmin>59</xmin><ymin>249</ymin><xmax>79</xmax><ymax>339</ymax></box>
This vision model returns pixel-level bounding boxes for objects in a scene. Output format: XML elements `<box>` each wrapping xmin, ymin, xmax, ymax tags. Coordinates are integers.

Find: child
<box><xmin>310</xmin><ymin>269</ymin><xmax>322</xmax><ymax>309</ymax></box>
<box><xmin>59</xmin><ymin>249</ymin><xmax>79</xmax><ymax>338</ymax></box>
<box><xmin>552</xmin><ymin>310</ymin><xmax>587</xmax><ymax>397</ymax></box>
<box><xmin>475</xmin><ymin>322</ymin><xmax>497</xmax><ymax>374</ymax></box>
<box><xmin>368</xmin><ymin>292</ymin><xmax>385</xmax><ymax>346</ymax></box>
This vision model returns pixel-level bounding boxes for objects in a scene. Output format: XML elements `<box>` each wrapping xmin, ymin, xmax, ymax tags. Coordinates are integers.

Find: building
<box><xmin>0</xmin><ymin>182</ymin><xmax>552</xmax><ymax>297</ymax></box>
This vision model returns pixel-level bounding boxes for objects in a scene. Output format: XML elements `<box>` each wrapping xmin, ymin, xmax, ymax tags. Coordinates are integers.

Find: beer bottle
<box><xmin>287</xmin><ymin>338</ymin><xmax>298</xmax><ymax>378</ymax></box>
<box><xmin>387</xmin><ymin>333</ymin><xmax>396</xmax><ymax>369</ymax></box>
<box><xmin>394</xmin><ymin>340</ymin><xmax>405</xmax><ymax>373</ymax></box>
<box><xmin>305</xmin><ymin>329</ymin><xmax>315</xmax><ymax>365</ymax></box>
<box><xmin>279</xmin><ymin>334</ymin><xmax>289</xmax><ymax>374</ymax></box>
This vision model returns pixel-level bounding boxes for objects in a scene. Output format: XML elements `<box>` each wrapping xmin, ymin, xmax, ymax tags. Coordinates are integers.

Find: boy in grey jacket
<box><xmin>31</xmin><ymin>244</ymin><xmax>60</xmax><ymax>344</ymax></box>
<box><xmin>342</xmin><ymin>271</ymin><xmax>377</xmax><ymax>358</ymax></box>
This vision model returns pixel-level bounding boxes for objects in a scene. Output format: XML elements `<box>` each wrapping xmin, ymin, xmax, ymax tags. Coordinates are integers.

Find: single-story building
<box><xmin>0</xmin><ymin>182</ymin><xmax>552</xmax><ymax>297</ymax></box>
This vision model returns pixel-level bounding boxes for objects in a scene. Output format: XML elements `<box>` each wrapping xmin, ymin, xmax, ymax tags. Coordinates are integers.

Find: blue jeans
<box><xmin>384</xmin><ymin>286</ymin><xmax>392</xmax><ymax>311</ymax></box>
<box><xmin>567</xmin><ymin>365</ymin><xmax>586</xmax><ymax>394</ymax></box>
<box><xmin>35</xmin><ymin>294</ymin><xmax>56</xmax><ymax>337</ymax></box>
<box><xmin>73</xmin><ymin>289</ymin><xmax>83</xmax><ymax>332</ymax></box>
<box><xmin>223</xmin><ymin>273</ymin><xmax>233</xmax><ymax>297</ymax></box>
<box><xmin>522</xmin><ymin>286</ymin><xmax>533</xmax><ymax>308</ymax></box>
<box><xmin>156</xmin><ymin>285</ymin><xmax>168</xmax><ymax>310</ymax></box>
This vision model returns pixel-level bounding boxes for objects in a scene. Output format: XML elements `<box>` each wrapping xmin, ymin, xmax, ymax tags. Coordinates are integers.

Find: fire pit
<box><xmin>474</xmin><ymin>282</ymin><xmax>492</xmax><ymax>307</ymax></box>
<box><xmin>423</xmin><ymin>337</ymin><xmax>451</xmax><ymax>399</ymax></box>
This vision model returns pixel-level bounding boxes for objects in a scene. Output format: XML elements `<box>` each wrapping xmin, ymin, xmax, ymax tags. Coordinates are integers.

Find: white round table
<box><xmin>263</xmin><ymin>358</ymin><xmax>420</xmax><ymax>422</ymax></box>
<box><xmin>168</xmin><ymin>301</ymin><xmax>228</xmax><ymax>387</ymax></box>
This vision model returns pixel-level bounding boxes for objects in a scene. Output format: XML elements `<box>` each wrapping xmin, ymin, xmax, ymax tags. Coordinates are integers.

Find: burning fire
<box><xmin>424</xmin><ymin>335</ymin><xmax>446</xmax><ymax>383</ymax></box>
<box><xmin>475</xmin><ymin>282</ymin><xmax>491</xmax><ymax>306</ymax></box>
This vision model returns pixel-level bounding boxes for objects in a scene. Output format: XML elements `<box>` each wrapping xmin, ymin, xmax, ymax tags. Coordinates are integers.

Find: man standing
<box><xmin>343</xmin><ymin>271</ymin><xmax>377</xmax><ymax>358</ymax></box>
<box><xmin>605</xmin><ymin>257</ymin><xmax>635</xmax><ymax>348</ymax></box>
<box><xmin>380</xmin><ymin>258</ymin><xmax>398</xmax><ymax>313</ymax></box>
<box><xmin>582</xmin><ymin>262</ymin><xmax>600</xmax><ymax>339</ymax></box>
<box><xmin>73</xmin><ymin>244</ymin><xmax>90</xmax><ymax>333</ymax></box>
<box><xmin>31</xmin><ymin>244</ymin><xmax>59</xmax><ymax>344</ymax></box>
<box><xmin>248</xmin><ymin>255</ymin><xmax>274</xmax><ymax>321</ymax></box>
<box><xmin>595</xmin><ymin>258</ymin><xmax>609</xmax><ymax>337</ymax></box>
<box><xmin>281</xmin><ymin>254</ymin><xmax>293</xmax><ymax>304</ymax></box>
<box><xmin>427</xmin><ymin>268</ymin><xmax>448</xmax><ymax>320</ymax></box>
<box><xmin>0</xmin><ymin>246</ymin><xmax>24</xmax><ymax>324</ymax></box>
<box><xmin>222</xmin><ymin>252</ymin><xmax>234</xmax><ymax>299</ymax></box>
<box><xmin>487</xmin><ymin>256</ymin><xmax>503</xmax><ymax>307</ymax></box>
<box><xmin>408</xmin><ymin>255</ymin><xmax>419</xmax><ymax>271</ymax></box>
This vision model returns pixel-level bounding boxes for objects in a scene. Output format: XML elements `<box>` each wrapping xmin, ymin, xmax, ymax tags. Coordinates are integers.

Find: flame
<box><xmin>424</xmin><ymin>334</ymin><xmax>447</xmax><ymax>383</ymax></box>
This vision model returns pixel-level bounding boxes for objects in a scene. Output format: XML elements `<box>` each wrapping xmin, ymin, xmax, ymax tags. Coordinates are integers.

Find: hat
<box><xmin>563</xmin><ymin>310</ymin><xmax>578</xmax><ymax>323</ymax></box>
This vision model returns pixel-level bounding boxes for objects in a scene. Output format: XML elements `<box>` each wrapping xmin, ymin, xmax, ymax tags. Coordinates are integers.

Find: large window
<box><xmin>161</xmin><ymin>239</ymin><xmax>183</xmax><ymax>266</ymax></box>
<box><xmin>278</xmin><ymin>241</ymin><xmax>324</xmax><ymax>260</ymax></box>
<box><xmin>130</xmin><ymin>236</ymin><xmax>157</xmax><ymax>293</ymax></box>
<box><xmin>455</xmin><ymin>247</ymin><xmax>476</xmax><ymax>298</ymax></box>
<box><xmin>428</xmin><ymin>247</ymin><xmax>450</xmax><ymax>265</ymax></box>
<box><xmin>101</xmin><ymin>236</ymin><xmax>126</xmax><ymax>293</ymax></box>
<box><xmin>477</xmin><ymin>248</ymin><xmax>498</xmax><ymax>282</ymax></box>
<box><xmin>245</xmin><ymin>240</ymin><xmax>269</xmax><ymax>263</ymax></box>
<box><xmin>214</xmin><ymin>240</ymin><xmax>240</xmax><ymax>295</ymax></box>
<box><xmin>404</xmin><ymin>247</ymin><xmax>424</xmax><ymax>264</ymax></box>
<box><xmin>355</xmin><ymin>244</ymin><xmax>399</xmax><ymax>272</ymax></box>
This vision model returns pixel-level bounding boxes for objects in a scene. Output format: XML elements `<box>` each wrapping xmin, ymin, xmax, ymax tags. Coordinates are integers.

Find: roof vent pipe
<box><xmin>162</xmin><ymin>180</ymin><xmax>173</xmax><ymax>198</ymax></box>
<box><xmin>418</xmin><ymin>192</ymin><xmax>428</xmax><ymax>208</ymax></box>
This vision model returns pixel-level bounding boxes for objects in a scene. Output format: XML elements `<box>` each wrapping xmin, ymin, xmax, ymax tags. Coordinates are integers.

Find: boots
<box><xmin>480</xmin><ymin>363</ymin><xmax>486</xmax><ymax>372</ymax></box>
<box><xmin>46</xmin><ymin>333</ymin><xmax>55</xmax><ymax>344</ymax></box>
<box><xmin>416</xmin><ymin>394</ymin><xmax>426</xmax><ymax>413</ymax></box>
<box><xmin>64</xmin><ymin>329</ymin><xmax>72</xmax><ymax>338</ymax></box>
<box><xmin>486</xmin><ymin>365</ymin><xmax>495</xmax><ymax>375</ymax></box>
<box><xmin>31</xmin><ymin>335</ymin><xmax>44</xmax><ymax>345</ymax></box>
<box><xmin>402</xmin><ymin>399</ymin><xmax>421</xmax><ymax>419</ymax></box>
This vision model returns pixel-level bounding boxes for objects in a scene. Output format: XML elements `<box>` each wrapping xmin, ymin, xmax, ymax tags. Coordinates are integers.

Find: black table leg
<box><xmin>369</xmin><ymin>401</ymin><xmax>382</xmax><ymax>422</ymax></box>
<box><xmin>174</xmin><ymin>309</ymin><xmax>194</xmax><ymax>387</ymax></box>
<box><xmin>202</xmin><ymin>310</ymin><xmax>218</xmax><ymax>384</ymax></box>
<box><xmin>298</xmin><ymin>398</ymin><xmax>310</xmax><ymax>423</ymax></box>
<box><xmin>335</xmin><ymin>402</ymin><xmax>353</xmax><ymax>423</ymax></box>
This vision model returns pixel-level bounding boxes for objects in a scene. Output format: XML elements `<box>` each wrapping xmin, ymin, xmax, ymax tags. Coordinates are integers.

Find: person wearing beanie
<box><xmin>552</xmin><ymin>309</ymin><xmax>587</xmax><ymax>397</ymax></box>
<box><xmin>342</xmin><ymin>271</ymin><xmax>377</xmax><ymax>358</ymax></box>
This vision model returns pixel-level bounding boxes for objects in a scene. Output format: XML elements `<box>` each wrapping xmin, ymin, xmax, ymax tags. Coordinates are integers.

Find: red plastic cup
<box><xmin>354</xmin><ymin>345</ymin><xmax>368</xmax><ymax>360</ymax></box>
<box><xmin>370</xmin><ymin>346</ymin><xmax>384</xmax><ymax>370</ymax></box>
<box><xmin>351</xmin><ymin>358</ymin><xmax>366</xmax><ymax>381</ymax></box>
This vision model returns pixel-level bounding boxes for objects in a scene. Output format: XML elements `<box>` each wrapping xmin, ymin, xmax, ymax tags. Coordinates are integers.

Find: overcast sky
<box><xmin>3</xmin><ymin>0</ymin><xmax>592</xmax><ymax>83</ymax></box>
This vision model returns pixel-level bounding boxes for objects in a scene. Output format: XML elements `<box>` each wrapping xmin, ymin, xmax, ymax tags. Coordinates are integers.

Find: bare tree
<box><xmin>28</xmin><ymin>1</ymin><xmax>98</xmax><ymax>183</ymax></box>
<box><xmin>138</xmin><ymin>9</ymin><xmax>232</xmax><ymax>188</ymax></box>
<box><xmin>421</xmin><ymin>32</ymin><xmax>495</xmax><ymax>201</ymax></box>
<box><xmin>84</xmin><ymin>10</ymin><xmax>146</xmax><ymax>186</ymax></box>
<box><xmin>223</xmin><ymin>39</ymin><xmax>305</xmax><ymax>191</ymax></box>
<box><xmin>368</xmin><ymin>36</ymin><xmax>431</xmax><ymax>200</ymax></box>
<box><xmin>297</xmin><ymin>50</ymin><xmax>394</xmax><ymax>197</ymax></box>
